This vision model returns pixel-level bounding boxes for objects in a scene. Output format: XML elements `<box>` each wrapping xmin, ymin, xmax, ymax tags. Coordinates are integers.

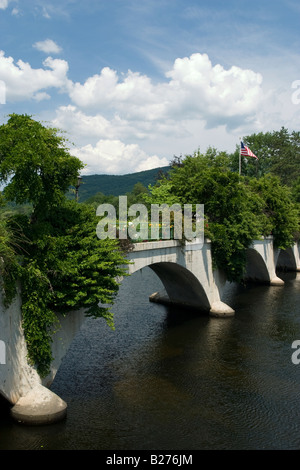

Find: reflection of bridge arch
<box><xmin>148</xmin><ymin>262</ymin><xmax>210</xmax><ymax>312</ymax></box>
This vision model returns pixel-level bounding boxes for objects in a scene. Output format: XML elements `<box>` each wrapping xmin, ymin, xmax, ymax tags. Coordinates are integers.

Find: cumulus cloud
<box><xmin>70</xmin><ymin>68</ymin><xmax>165</xmax><ymax>119</ymax></box>
<box><xmin>53</xmin><ymin>105</ymin><xmax>114</xmax><ymax>141</ymax></box>
<box><xmin>72</xmin><ymin>139</ymin><xmax>169</xmax><ymax>175</ymax></box>
<box><xmin>0</xmin><ymin>0</ymin><xmax>9</xmax><ymax>10</ymax></box>
<box><xmin>0</xmin><ymin>49</ymin><xmax>264</xmax><ymax>130</ymax></box>
<box><xmin>33</xmin><ymin>39</ymin><xmax>62</xmax><ymax>54</ymax></box>
<box><xmin>11</xmin><ymin>7</ymin><xmax>21</xmax><ymax>16</ymax></box>
<box><xmin>51</xmin><ymin>53</ymin><xmax>265</xmax><ymax>174</ymax></box>
<box><xmin>166</xmin><ymin>53</ymin><xmax>263</xmax><ymax>127</ymax></box>
<box><xmin>52</xmin><ymin>104</ymin><xmax>185</xmax><ymax>146</ymax></box>
<box><xmin>0</xmin><ymin>51</ymin><xmax>71</xmax><ymax>101</ymax></box>
<box><xmin>68</xmin><ymin>53</ymin><xmax>264</xmax><ymax>131</ymax></box>
<box><xmin>0</xmin><ymin>48</ymin><xmax>268</xmax><ymax>174</ymax></box>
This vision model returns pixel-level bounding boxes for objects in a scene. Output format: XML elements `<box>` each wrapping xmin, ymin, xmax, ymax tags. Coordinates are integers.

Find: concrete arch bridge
<box><xmin>127</xmin><ymin>237</ymin><xmax>300</xmax><ymax>316</ymax></box>
<box><xmin>0</xmin><ymin>237</ymin><xmax>299</xmax><ymax>424</ymax></box>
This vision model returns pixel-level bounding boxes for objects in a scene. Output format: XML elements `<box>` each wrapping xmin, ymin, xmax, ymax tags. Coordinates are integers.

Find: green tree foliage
<box><xmin>84</xmin><ymin>191</ymin><xmax>119</xmax><ymax>211</ymax></box>
<box><xmin>247</xmin><ymin>175</ymin><xmax>299</xmax><ymax>249</ymax></box>
<box><xmin>0</xmin><ymin>114</ymin><xmax>129</xmax><ymax>377</ymax></box>
<box><xmin>75</xmin><ymin>167</ymin><xmax>170</xmax><ymax>201</ymax></box>
<box><xmin>16</xmin><ymin>201</ymin><xmax>128</xmax><ymax>376</ymax></box>
<box><xmin>0</xmin><ymin>113</ymin><xmax>84</xmax><ymax>216</ymax></box>
<box><xmin>230</xmin><ymin>127</ymin><xmax>300</xmax><ymax>185</ymax></box>
<box><xmin>84</xmin><ymin>182</ymin><xmax>150</xmax><ymax>214</ymax></box>
<box><xmin>291</xmin><ymin>176</ymin><xmax>300</xmax><ymax>204</ymax></box>
<box><xmin>146</xmin><ymin>149</ymin><xmax>299</xmax><ymax>282</ymax></box>
<box><xmin>126</xmin><ymin>182</ymin><xmax>150</xmax><ymax>206</ymax></box>
<box><xmin>0</xmin><ymin>215</ymin><xmax>24</xmax><ymax>305</ymax></box>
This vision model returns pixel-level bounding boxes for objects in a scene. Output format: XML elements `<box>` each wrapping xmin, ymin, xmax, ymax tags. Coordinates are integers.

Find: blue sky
<box><xmin>0</xmin><ymin>0</ymin><xmax>300</xmax><ymax>174</ymax></box>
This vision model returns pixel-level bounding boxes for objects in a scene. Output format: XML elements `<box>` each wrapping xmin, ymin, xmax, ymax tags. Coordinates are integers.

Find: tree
<box><xmin>230</xmin><ymin>128</ymin><xmax>300</xmax><ymax>185</ymax></box>
<box><xmin>16</xmin><ymin>201</ymin><xmax>128</xmax><ymax>376</ymax></box>
<box><xmin>0</xmin><ymin>114</ymin><xmax>129</xmax><ymax>377</ymax></box>
<box><xmin>247</xmin><ymin>174</ymin><xmax>299</xmax><ymax>249</ymax></box>
<box><xmin>146</xmin><ymin>148</ymin><xmax>298</xmax><ymax>282</ymax></box>
<box><xmin>146</xmin><ymin>150</ymin><xmax>261</xmax><ymax>281</ymax></box>
<box><xmin>126</xmin><ymin>182</ymin><xmax>149</xmax><ymax>206</ymax></box>
<box><xmin>291</xmin><ymin>177</ymin><xmax>300</xmax><ymax>204</ymax></box>
<box><xmin>0</xmin><ymin>113</ymin><xmax>84</xmax><ymax>216</ymax></box>
<box><xmin>84</xmin><ymin>191</ymin><xmax>119</xmax><ymax>211</ymax></box>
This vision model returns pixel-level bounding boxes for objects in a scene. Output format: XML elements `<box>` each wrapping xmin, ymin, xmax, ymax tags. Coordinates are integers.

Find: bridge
<box><xmin>0</xmin><ymin>237</ymin><xmax>299</xmax><ymax>424</ymax></box>
<box><xmin>127</xmin><ymin>237</ymin><xmax>299</xmax><ymax>317</ymax></box>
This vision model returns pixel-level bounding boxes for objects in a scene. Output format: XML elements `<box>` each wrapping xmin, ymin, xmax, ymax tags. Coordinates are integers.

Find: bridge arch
<box><xmin>276</xmin><ymin>247</ymin><xmax>298</xmax><ymax>271</ymax></box>
<box><xmin>147</xmin><ymin>262</ymin><xmax>211</xmax><ymax>312</ymax></box>
<box><xmin>245</xmin><ymin>247</ymin><xmax>270</xmax><ymax>283</ymax></box>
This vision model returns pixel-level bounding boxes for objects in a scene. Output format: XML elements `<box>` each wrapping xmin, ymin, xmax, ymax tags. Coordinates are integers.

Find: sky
<box><xmin>0</xmin><ymin>0</ymin><xmax>300</xmax><ymax>175</ymax></box>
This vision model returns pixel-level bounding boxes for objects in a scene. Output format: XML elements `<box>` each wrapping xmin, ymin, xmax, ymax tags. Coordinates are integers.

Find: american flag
<box><xmin>240</xmin><ymin>141</ymin><xmax>258</xmax><ymax>159</ymax></box>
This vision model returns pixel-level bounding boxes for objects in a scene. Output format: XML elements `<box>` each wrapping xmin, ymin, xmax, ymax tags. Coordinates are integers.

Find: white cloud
<box><xmin>52</xmin><ymin>104</ymin><xmax>184</xmax><ymax>146</ymax></box>
<box><xmin>50</xmin><ymin>53</ymin><xmax>270</xmax><ymax>174</ymax></box>
<box><xmin>70</xmin><ymin>67</ymin><xmax>164</xmax><ymax>119</ymax></box>
<box><xmin>42</xmin><ymin>7</ymin><xmax>51</xmax><ymax>19</ymax></box>
<box><xmin>166</xmin><ymin>54</ymin><xmax>263</xmax><ymax>127</ymax></box>
<box><xmin>1</xmin><ymin>46</ymin><xmax>295</xmax><ymax>176</ymax></box>
<box><xmin>0</xmin><ymin>51</ymin><xmax>71</xmax><ymax>101</ymax></box>
<box><xmin>11</xmin><ymin>7</ymin><xmax>20</xmax><ymax>16</ymax></box>
<box><xmin>72</xmin><ymin>139</ymin><xmax>169</xmax><ymax>175</ymax></box>
<box><xmin>59</xmin><ymin>52</ymin><xmax>267</xmax><ymax>173</ymax></box>
<box><xmin>34</xmin><ymin>91</ymin><xmax>51</xmax><ymax>101</ymax></box>
<box><xmin>68</xmin><ymin>53</ymin><xmax>264</xmax><ymax>132</ymax></box>
<box><xmin>0</xmin><ymin>0</ymin><xmax>9</xmax><ymax>10</ymax></box>
<box><xmin>33</xmin><ymin>39</ymin><xmax>62</xmax><ymax>54</ymax></box>
<box><xmin>53</xmin><ymin>105</ymin><xmax>113</xmax><ymax>140</ymax></box>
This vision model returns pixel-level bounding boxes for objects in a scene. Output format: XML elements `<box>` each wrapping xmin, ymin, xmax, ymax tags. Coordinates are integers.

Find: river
<box><xmin>0</xmin><ymin>267</ymin><xmax>300</xmax><ymax>450</ymax></box>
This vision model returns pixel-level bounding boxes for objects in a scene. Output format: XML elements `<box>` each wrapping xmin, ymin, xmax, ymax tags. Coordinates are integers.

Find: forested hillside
<box><xmin>77</xmin><ymin>166</ymin><xmax>170</xmax><ymax>201</ymax></box>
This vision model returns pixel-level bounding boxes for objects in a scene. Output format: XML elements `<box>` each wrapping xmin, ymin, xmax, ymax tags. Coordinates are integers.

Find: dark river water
<box><xmin>0</xmin><ymin>267</ymin><xmax>300</xmax><ymax>451</ymax></box>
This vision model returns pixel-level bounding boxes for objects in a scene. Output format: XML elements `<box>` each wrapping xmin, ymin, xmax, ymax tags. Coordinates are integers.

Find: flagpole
<box><xmin>239</xmin><ymin>137</ymin><xmax>241</xmax><ymax>175</ymax></box>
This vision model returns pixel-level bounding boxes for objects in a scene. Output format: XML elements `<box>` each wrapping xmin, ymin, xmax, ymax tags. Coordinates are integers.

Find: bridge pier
<box><xmin>10</xmin><ymin>384</ymin><xmax>67</xmax><ymax>425</ymax></box>
<box><xmin>209</xmin><ymin>301</ymin><xmax>235</xmax><ymax>318</ymax></box>
<box><xmin>270</xmin><ymin>276</ymin><xmax>285</xmax><ymax>286</ymax></box>
<box><xmin>149</xmin><ymin>290</ymin><xmax>235</xmax><ymax>318</ymax></box>
<box><xmin>0</xmin><ymin>284</ymin><xmax>86</xmax><ymax>425</ymax></box>
<box><xmin>245</xmin><ymin>238</ymin><xmax>286</xmax><ymax>286</ymax></box>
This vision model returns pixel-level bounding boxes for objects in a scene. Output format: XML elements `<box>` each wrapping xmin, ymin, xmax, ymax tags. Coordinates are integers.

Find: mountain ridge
<box><xmin>78</xmin><ymin>166</ymin><xmax>171</xmax><ymax>201</ymax></box>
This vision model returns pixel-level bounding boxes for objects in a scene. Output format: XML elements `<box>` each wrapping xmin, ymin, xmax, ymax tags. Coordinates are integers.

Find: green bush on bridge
<box><xmin>145</xmin><ymin>149</ymin><xmax>299</xmax><ymax>282</ymax></box>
